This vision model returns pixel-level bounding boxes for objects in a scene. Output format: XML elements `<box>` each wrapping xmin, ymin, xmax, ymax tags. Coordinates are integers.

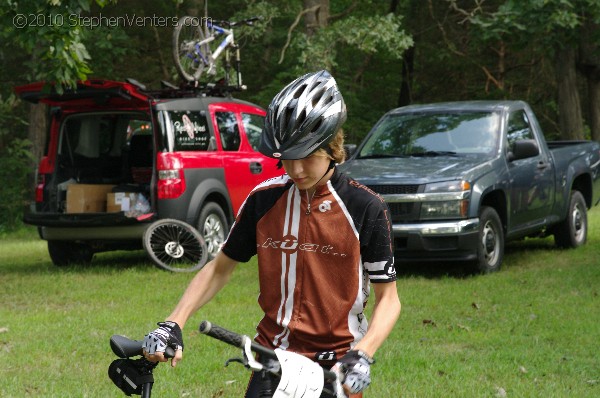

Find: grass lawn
<box><xmin>1</xmin><ymin>208</ymin><xmax>599</xmax><ymax>397</ymax></box>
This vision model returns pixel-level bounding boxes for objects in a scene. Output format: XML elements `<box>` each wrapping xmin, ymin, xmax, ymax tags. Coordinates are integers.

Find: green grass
<box><xmin>1</xmin><ymin>209</ymin><xmax>599</xmax><ymax>397</ymax></box>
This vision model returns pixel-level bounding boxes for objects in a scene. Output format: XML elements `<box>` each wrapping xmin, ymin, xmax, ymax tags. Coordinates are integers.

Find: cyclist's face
<box><xmin>282</xmin><ymin>154</ymin><xmax>332</xmax><ymax>191</ymax></box>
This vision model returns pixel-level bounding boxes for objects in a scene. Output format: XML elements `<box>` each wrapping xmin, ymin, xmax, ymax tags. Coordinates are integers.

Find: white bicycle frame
<box><xmin>197</xmin><ymin>23</ymin><xmax>234</xmax><ymax>76</ymax></box>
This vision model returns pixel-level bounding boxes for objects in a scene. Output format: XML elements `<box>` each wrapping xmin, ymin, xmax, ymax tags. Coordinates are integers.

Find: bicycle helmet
<box><xmin>259</xmin><ymin>70</ymin><xmax>346</xmax><ymax>159</ymax></box>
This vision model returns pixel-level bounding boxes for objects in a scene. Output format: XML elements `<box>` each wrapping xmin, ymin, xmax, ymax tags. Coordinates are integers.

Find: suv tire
<box><xmin>48</xmin><ymin>241</ymin><xmax>93</xmax><ymax>266</ymax></box>
<box><xmin>197</xmin><ymin>202</ymin><xmax>228</xmax><ymax>260</ymax></box>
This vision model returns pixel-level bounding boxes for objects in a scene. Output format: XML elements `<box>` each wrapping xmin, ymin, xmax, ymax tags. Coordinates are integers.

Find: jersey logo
<box><xmin>318</xmin><ymin>200</ymin><xmax>333</xmax><ymax>213</ymax></box>
<box><xmin>315</xmin><ymin>351</ymin><xmax>337</xmax><ymax>362</ymax></box>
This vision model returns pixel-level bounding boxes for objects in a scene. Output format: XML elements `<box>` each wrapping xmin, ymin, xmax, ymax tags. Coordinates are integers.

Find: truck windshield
<box><xmin>358</xmin><ymin>111</ymin><xmax>500</xmax><ymax>158</ymax></box>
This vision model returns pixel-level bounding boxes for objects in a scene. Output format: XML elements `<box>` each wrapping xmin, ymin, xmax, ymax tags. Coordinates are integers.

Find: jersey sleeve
<box><xmin>221</xmin><ymin>193</ymin><xmax>258</xmax><ymax>263</ymax></box>
<box><xmin>360</xmin><ymin>199</ymin><xmax>397</xmax><ymax>283</ymax></box>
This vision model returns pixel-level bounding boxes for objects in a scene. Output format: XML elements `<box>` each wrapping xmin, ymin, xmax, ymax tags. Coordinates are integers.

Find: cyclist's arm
<box><xmin>352</xmin><ymin>281</ymin><xmax>401</xmax><ymax>358</ymax></box>
<box><xmin>168</xmin><ymin>251</ymin><xmax>238</xmax><ymax>327</ymax></box>
<box><xmin>145</xmin><ymin>251</ymin><xmax>238</xmax><ymax>366</ymax></box>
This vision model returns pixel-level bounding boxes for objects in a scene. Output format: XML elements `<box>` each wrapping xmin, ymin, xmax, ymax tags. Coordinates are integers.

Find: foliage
<box><xmin>0</xmin><ymin>0</ymin><xmax>117</xmax><ymax>93</ymax></box>
<box><xmin>0</xmin><ymin>138</ymin><xmax>34</xmax><ymax>231</ymax></box>
<box><xmin>468</xmin><ymin>0</ymin><xmax>600</xmax><ymax>50</ymax></box>
<box><xmin>293</xmin><ymin>13</ymin><xmax>412</xmax><ymax>71</ymax></box>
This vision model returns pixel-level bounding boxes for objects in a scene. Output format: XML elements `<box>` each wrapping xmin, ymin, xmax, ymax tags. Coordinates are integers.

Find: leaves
<box><xmin>0</xmin><ymin>0</ymin><xmax>115</xmax><ymax>92</ymax></box>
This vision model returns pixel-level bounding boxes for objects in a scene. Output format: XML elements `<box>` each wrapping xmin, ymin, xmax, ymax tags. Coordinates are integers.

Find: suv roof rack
<box><xmin>126</xmin><ymin>78</ymin><xmax>247</xmax><ymax>100</ymax></box>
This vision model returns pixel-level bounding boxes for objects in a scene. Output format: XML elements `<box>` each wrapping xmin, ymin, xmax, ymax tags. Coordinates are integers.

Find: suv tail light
<box><xmin>35</xmin><ymin>173</ymin><xmax>46</xmax><ymax>202</ymax></box>
<box><xmin>157</xmin><ymin>153</ymin><xmax>186</xmax><ymax>199</ymax></box>
<box><xmin>36</xmin><ymin>157</ymin><xmax>53</xmax><ymax>203</ymax></box>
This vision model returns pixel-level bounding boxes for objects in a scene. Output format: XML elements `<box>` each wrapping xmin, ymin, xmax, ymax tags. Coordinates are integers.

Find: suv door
<box><xmin>210</xmin><ymin>103</ymin><xmax>281</xmax><ymax>213</ymax></box>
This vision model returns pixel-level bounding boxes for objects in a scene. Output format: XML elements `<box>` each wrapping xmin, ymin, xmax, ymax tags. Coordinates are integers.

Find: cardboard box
<box><xmin>66</xmin><ymin>184</ymin><xmax>115</xmax><ymax>213</ymax></box>
<box><xmin>107</xmin><ymin>192</ymin><xmax>138</xmax><ymax>213</ymax></box>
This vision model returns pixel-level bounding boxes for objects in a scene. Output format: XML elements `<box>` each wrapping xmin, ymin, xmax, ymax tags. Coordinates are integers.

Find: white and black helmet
<box><xmin>259</xmin><ymin>70</ymin><xmax>346</xmax><ymax>159</ymax></box>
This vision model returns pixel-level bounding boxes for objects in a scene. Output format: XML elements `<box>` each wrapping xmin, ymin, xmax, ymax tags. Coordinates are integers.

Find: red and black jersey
<box><xmin>221</xmin><ymin>168</ymin><xmax>396</xmax><ymax>363</ymax></box>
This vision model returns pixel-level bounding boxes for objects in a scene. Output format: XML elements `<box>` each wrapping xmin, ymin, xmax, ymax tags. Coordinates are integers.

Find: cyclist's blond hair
<box><xmin>314</xmin><ymin>130</ymin><xmax>346</xmax><ymax>164</ymax></box>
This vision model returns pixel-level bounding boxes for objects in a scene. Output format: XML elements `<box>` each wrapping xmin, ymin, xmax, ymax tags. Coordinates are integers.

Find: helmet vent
<box><xmin>294</xmin><ymin>85</ymin><xmax>306</xmax><ymax>99</ymax></box>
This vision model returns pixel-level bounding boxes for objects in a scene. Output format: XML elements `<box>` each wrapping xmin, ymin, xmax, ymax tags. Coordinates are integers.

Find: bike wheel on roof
<box><xmin>172</xmin><ymin>15</ymin><xmax>215</xmax><ymax>82</ymax></box>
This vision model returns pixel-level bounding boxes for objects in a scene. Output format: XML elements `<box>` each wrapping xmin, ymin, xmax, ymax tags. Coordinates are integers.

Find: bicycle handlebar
<box><xmin>109</xmin><ymin>335</ymin><xmax>175</xmax><ymax>359</ymax></box>
<box><xmin>198</xmin><ymin>320</ymin><xmax>338</xmax><ymax>382</ymax></box>
<box><xmin>215</xmin><ymin>16</ymin><xmax>261</xmax><ymax>28</ymax></box>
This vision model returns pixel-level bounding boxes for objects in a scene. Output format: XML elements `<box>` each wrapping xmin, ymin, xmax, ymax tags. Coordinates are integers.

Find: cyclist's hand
<box><xmin>142</xmin><ymin>321</ymin><xmax>184</xmax><ymax>367</ymax></box>
<box><xmin>332</xmin><ymin>350</ymin><xmax>374</xmax><ymax>395</ymax></box>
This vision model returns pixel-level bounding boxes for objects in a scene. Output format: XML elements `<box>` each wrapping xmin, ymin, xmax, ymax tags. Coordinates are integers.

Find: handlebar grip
<box><xmin>199</xmin><ymin>320</ymin><xmax>244</xmax><ymax>348</ymax></box>
<box><xmin>109</xmin><ymin>335</ymin><xmax>175</xmax><ymax>359</ymax></box>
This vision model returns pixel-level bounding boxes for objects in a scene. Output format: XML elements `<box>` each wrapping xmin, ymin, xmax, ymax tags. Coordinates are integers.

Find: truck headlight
<box><xmin>420</xmin><ymin>181</ymin><xmax>471</xmax><ymax>219</ymax></box>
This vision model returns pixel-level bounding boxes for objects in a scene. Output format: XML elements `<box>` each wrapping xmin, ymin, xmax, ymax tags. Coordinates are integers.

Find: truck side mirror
<box><xmin>344</xmin><ymin>144</ymin><xmax>357</xmax><ymax>159</ymax></box>
<box><xmin>508</xmin><ymin>139</ymin><xmax>539</xmax><ymax>161</ymax></box>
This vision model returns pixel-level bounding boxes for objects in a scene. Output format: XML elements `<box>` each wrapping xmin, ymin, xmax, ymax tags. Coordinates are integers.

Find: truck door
<box><xmin>506</xmin><ymin>109</ymin><xmax>555</xmax><ymax>232</ymax></box>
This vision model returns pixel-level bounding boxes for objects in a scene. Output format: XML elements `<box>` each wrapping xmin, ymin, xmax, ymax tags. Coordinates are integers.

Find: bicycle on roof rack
<box><xmin>172</xmin><ymin>15</ymin><xmax>259</xmax><ymax>88</ymax></box>
<box><xmin>109</xmin><ymin>321</ymin><xmax>345</xmax><ymax>397</ymax></box>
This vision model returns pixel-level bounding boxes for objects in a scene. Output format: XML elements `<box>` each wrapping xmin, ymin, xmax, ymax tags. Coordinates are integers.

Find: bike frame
<box><xmin>185</xmin><ymin>22</ymin><xmax>234</xmax><ymax>77</ymax></box>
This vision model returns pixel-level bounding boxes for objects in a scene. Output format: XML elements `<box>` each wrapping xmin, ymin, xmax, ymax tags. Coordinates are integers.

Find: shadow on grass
<box><xmin>1</xmin><ymin>249</ymin><xmax>156</xmax><ymax>275</ymax></box>
<box><xmin>395</xmin><ymin>237</ymin><xmax>558</xmax><ymax>279</ymax></box>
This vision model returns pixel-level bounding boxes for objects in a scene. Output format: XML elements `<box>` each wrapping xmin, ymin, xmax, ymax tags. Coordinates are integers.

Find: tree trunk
<box><xmin>578</xmin><ymin>19</ymin><xmax>600</xmax><ymax>141</ymax></box>
<box><xmin>303</xmin><ymin>0</ymin><xmax>329</xmax><ymax>36</ymax></box>
<box><xmin>555</xmin><ymin>47</ymin><xmax>584</xmax><ymax>140</ymax></box>
<box><xmin>399</xmin><ymin>46</ymin><xmax>414</xmax><ymax>107</ymax></box>
<box><xmin>589</xmin><ymin>78</ymin><xmax>600</xmax><ymax>142</ymax></box>
<box><xmin>28</xmin><ymin>103</ymin><xmax>47</xmax><ymax>162</ymax></box>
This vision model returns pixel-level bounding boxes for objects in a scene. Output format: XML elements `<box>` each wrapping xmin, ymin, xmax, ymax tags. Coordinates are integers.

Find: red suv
<box><xmin>16</xmin><ymin>79</ymin><xmax>282</xmax><ymax>265</ymax></box>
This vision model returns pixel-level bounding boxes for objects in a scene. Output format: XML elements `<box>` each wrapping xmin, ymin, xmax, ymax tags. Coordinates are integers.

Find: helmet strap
<box><xmin>305</xmin><ymin>160</ymin><xmax>335</xmax><ymax>215</ymax></box>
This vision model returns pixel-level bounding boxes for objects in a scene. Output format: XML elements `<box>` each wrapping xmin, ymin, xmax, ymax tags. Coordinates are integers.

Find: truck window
<box><xmin>507</xmin><ymin>110</ymin><xmax>534</xmax><ymax>148</ymax></box>
<box><xmin>359</xmin><ymin>112</ymin><xmax>500</xmax><ymax>157</ymax></box>
<box><xmin>158</xmin><ymin>110</ymin><xmax>212</xmax><ymax>152</ymax></box>
<box><xmin>216</xmin><ymin>111</ymin><xmax>240</xmax><ymax>151</ymax></box>
<box><xmin>242</xmin><ymin>113</ymin><xmax>264</xmax><ymax>151</ymax></box>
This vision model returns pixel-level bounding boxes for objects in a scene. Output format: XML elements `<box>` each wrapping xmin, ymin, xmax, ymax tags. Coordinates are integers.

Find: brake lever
<box><xmin>225</xmin><ymin>357</ymin><xmax>246</xmax><ymax>367</ymax></box>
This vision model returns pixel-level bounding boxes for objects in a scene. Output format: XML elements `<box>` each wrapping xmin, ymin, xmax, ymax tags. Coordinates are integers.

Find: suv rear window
<box><xmin>58</xmin><ymin>112</ymin><xmax>151</xmax><ymax>183</ymax></box>
<box><xmin>61</xmin><ymin>113</ymin><xmax>150</xmax><ymax>160</ymax></box>
<box><xmin>158</xmin><ymin>110</ymin><xmax>213</xmax><ymax>151</ymax></box>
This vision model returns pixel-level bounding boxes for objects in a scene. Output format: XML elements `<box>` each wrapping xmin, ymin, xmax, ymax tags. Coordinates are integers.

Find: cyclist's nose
<box><xmin>283</xmin><ymin>159</ymin><xmax>304</xmax><ymax>177</ymax></box>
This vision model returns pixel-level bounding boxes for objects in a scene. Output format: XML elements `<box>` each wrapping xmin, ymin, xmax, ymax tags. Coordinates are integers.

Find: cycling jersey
<box><xmin>222</xmin><ymin>168</ymin><xmax>396</xmax><ymax>363</ymax></box>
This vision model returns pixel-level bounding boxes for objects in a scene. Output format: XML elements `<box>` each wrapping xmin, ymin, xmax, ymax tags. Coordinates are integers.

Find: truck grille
<box><xmin>367</xmin><ymin>185</ymin><xmax>419</xmax><ymax>194</ymax></box>
<box><xmin>367</xmin><ymin>185</ymin><xmax>421</xmax><ymax>222</ymax></box>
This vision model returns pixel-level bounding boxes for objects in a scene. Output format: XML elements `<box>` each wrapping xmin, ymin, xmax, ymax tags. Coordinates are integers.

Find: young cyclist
<box><xmin>142</xmin><ymin>70</ymin><xmax>401</xmax><ymax>397</ymax></box>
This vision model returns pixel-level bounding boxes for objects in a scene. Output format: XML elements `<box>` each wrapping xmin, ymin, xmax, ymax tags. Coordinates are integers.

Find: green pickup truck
<box><xmin>340</xmin><ymin>100</ymin><xmax>600</xmax><ymax>273</ymax></box>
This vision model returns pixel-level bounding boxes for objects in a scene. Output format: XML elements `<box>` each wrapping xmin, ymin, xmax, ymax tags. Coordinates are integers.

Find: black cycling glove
<box><xmin>335</xmin><ymin>350</ymin><xmax>375</xmax><ymax>394</ymax></box>
<box><xmin>142</xmin><ymin>321</ymin><xmax>184</xmax><ymax>354</ymax></box>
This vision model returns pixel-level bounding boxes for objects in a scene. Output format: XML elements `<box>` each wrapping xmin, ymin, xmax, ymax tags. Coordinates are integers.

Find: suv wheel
<box><xmin>197</xmin><ymin>202</ymin><xmax>228</xmax><ymax>260</ymax></box>
<box><xmin>48</xmin><ymin>241</ymin><xmax>93</xmax><ymax>266</ymax></box>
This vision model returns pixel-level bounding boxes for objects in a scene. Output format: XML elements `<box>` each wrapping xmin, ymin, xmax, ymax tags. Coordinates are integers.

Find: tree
<box><xmin>467</xmin><ymin>0</ymin><xmax>600</xmax><ymax>140</ymax></box>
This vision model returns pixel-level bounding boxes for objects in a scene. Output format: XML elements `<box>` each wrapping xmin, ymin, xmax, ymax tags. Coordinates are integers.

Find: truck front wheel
<box><xmin>554</xmin><ymin>190</ymin><xmax>587</xmax><ymax>248</ymax></box>
<box><xmin>197</xmin><ymin>202</ymin><xmax>228</xmax><ymax>260</ymax></box>
<box><xmin>47</xmin><ymin>241</ymin><xmax>93</xmax><ymax>266</ymax></box>
<box><xmin>475</xmin><ymin>206</ymin><xmax>504</xmax><ymax>273</ymax></box>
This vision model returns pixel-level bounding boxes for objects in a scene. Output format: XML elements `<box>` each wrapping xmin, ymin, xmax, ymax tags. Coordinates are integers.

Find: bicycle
<box><xmin>109</xmin><ymin>320</ymin><xmax>345</xmax><ymax>397</ymax></box>
<box><xmin>172</xmin><ymin>15</ymin><xmax>259</xmax><ymax>86</ymax></box>
<box><xmin>142</xmin><ymin>218</ymin><xmax>208</xmax><ymax>273</ymax></box>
